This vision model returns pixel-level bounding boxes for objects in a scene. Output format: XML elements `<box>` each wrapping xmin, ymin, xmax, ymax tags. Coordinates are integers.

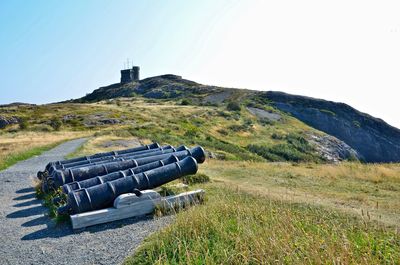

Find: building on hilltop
<box><xmin>120</xmin><ymin>66</ymin><xmax>140</xmax><ymax>83</ymax></box>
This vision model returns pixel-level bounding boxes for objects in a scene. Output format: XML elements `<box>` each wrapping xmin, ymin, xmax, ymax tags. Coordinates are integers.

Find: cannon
<box><xmin>43</xmin><ymin>146</ymin><xmax>205</xmax><ymax>191</ymax></box>
<box><xmin>57</xmin><ymin>156</ymin><xmax>199</xmax><ymax>215</ymax></box>
<box><xmin>46</xmin><ymin>145</ymin><xmax>174</xmax><ymax>176</ymax></box>
<box><xmin>62</xmin><ymin>147</ymin><xmax>206</xmax><ymax>193</ymax></box>
<box><xmin>38</xmin><ymin>142</ymin><xmax>161</xmax><ymax>179</ymax></box>
<box><xmin>46</xmin><ymin>142</ymin><xmax>160</xmax><ymax>170</ymax></box>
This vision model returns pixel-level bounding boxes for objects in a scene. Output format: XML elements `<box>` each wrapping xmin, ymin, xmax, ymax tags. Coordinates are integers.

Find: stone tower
<box><xmin>120</xmin><ymin>66</ymin><xmax>140</xmax><ymax>83</ymax></box>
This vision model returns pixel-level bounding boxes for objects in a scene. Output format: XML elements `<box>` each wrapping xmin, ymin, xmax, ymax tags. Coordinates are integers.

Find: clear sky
<box><xmin>1</xmin><ymin>0</ymin><xmax>399</xmax><ymax>128</ymax></box>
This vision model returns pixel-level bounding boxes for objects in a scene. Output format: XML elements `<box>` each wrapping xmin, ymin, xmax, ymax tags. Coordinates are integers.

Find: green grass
<box><xmin>0</xmin><ymin>97</ymin><xmax>329</xmax><ymax>163</ymax></box>
<box><xmin>125</xmin><ymin>184</ymin><xmax>400</xmax><ymax>264</ymax></box>
<box><xmin>202</xmin><ymin>160</ymin><xmax>400</xmax><ymax>226</ymax></box>
<box><xmin>0</xmin><ymin>141</ymin><xmax>63</xmax><ymax>171</ymax></box>
<box><xmin>6</xmin><ymin>98</ymin><xmax>398</xmax><ymax>263</ymax></box>
<box><xmin>247</xmin><ymin>133</ymin><xmax>323</xmax><ymax>162</ymax></box>
<box><xmin>35</xmin><ymin>186</ymin><xmax>70</xmax><ymax>223</ymax></box>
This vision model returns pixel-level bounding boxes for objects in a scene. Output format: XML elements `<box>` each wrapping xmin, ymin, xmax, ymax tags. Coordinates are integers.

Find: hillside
<box><xmin>266</xmin><ymin>91</ymin><xmax>400</xmax><ymax>162</ymax></box>
<box><xmin>1</xmin><ymin>89</ymin><xmax>399</xmax><ymax>263</ymax></box>
<box><xmin>75</xmin><ymin>74</ymin><xmax>400</xmax><ymax>162</ymax></box>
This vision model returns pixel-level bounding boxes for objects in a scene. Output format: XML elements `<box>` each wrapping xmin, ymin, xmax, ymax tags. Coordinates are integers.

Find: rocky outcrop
<box><xmin>247</xmin><ymin>107</ymin><xmax>281</xmax><ymax>122</ymax></box>
<box><xmin>0</xmin><ymin>116</ymin><xmax>21</xmax><ymax>129</ymax></box>
<box><xmin>75</xmin><ymin>75</ymin><xmax>227</xmax><ymax>102</ymax></box>
<box><xmin>307</xmin><ymin>133</ymin><xmax>360</xmax><ymax>163</ymax></box>
<box><xmin>266</xmin><ymin>91</ymin><xmax>400</xmax><ymax>162</ymax></box>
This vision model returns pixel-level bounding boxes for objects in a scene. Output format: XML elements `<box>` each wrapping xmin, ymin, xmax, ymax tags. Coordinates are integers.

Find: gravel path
<box><xmin>0</xmin><ymin>138</ymin><xmax>171</xmax><ymax>265</ymax></box>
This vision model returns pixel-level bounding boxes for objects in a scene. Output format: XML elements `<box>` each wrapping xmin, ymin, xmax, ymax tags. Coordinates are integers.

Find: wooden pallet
<box><xmin>71</xmin><ymin>189</ymin><xmax>205</xmax><ymax>229</ymax></box>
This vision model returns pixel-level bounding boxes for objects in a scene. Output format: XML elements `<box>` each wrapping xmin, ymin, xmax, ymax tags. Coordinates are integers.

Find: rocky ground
<box><xmin>0</xmin><ymin>139</ymin><xmax>170</xmax><ymax>265</ymax></box>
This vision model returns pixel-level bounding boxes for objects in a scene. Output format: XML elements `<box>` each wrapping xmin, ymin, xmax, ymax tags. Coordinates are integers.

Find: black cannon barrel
<box><xmin>62</xmin><ymin>155</ymin><xmax>180</xmax><ymax>193</ymax></box>
<box><xmin>45</xmin><ymin>142</ymin><xmax>160</xmax><ymax>170</ymax></box>
<box><xmin>62</xmin><ymin>145</ymin><xmax>182</xmax><ymax>171</ymax></box>
<box><xmin>47</xmin><ymin>145</ymin><xmax>174</xmax><ymax>175</ymax></box>
<box><xmin>49</xmin><ymin>146</ymin><xmax>205</xmax><ymax>189</ymax></box>
<box><xmin>58</xmin><ymin>156</ymin><xmax>198</xmax><ymax>215</ymax></box>
<box><xmin>38</xmin><ymin>142</ymin><xmax>161</xmax><ymax>179</ymax></box>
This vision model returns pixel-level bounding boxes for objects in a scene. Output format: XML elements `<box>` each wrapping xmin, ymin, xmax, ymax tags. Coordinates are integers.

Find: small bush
<box><xmin>247</xmin><ymin>134</ymin><xmax>321</xmax><ymax>162</ymax></box>
<box><xmin>259</xmin><ymin>118</ymin><xmax>274</xmax><ymax>126</ymax></box>
<box><xmin>217</xmin><ymin>128</ymin><xmax>228</xmax><ymax>136</ymax></box>
<box><xmin>19</xmin><ymin>117</ymin><xmax>28</xmax><ymax>130</ymax></box>
<box><xmin>228</xmin><ymin>124</ymin><xmax>247</xmax><ymax>132</ymax></box>
<box><xmin>271</xmin><ymin>132</ymin><xmax>284</xmax><ymax>140</ymax></box>
<box><xmin>66</xmin><ymin>118</ymin><xmax>81</xmax><ymax>127</ymax></box>
<box><xmin>182</xmin><ymin>173</ymin><xmax>210</xmax><ymax>185</ymax></box>
<box><xmin>31</xmin><ymin>124</ymin><xmax>53</xmax><ymax>132</ymax></box>
<box><xmin>49</xmin><ymin>118</ymin><xmax>62</xmax><ymax>131</ymax></box>
<box><xmin>217</xmin><ymin>111</ymin><xmax>231</xmax><ymax>119</ymax></box>
<box><xmin>180</xmin><ymin>99</ymin><xmax>192</xmax><ymax>105</ymax></box>
<box><xmin>226</xmin><ymin>101</ymin><xmax>241</xmax><ymax>111</ymax></box>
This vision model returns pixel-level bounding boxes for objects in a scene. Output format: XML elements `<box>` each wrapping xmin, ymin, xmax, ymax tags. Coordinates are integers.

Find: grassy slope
<box><xmin>0</xmin><ymin>131</ymin><xmax>90</xmax><ymax>170</ymax></box>
<box><xmin>2</xmin><ymin>99</ymin><xmax>399</xmax><ymax>263</ymax></box>
<box><xmin>201</xmin><ymin>160</ymin><xmax>400</xmax><ymax>227</ymax></box>
<box><xmin>1</xmin><ymin>98</ymin><xmax>324</xmax><ymax>163</ymax></box>
<box><xmin>126</xmin><ymin>184</ymin><xmax>399</xmax><ymax>264</ymax></box>
<box><xmin>71</xmin><ymin>134</ymin><xmax>399</xmax><ymax>264</ymax></box>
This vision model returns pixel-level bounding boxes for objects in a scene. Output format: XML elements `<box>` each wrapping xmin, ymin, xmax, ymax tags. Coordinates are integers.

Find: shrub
<box><xmin>49</xmin><ymin>118</ymin><xmax>62</xmax><ymax>131</ymax></box>
<box><xmin>19</xmin><ymin>117</ymin><xmax>28</xmax><ymax>130</ymax></box>
<box><xmin>180</xmin><ymin>99</ymin><xmax>192</xmax><ymax>105</ymax></box>
<box><xmin>247</xmin><ymin>134</ymin><xmax>321</xmax><ymax>162</ymax></box>
<box><xmin>31</xmin><ymin>124</ymin><xmax>53</xmax><ymax>132</ymax></box>
<box><xmin>226</xmin><ymin>101</ymin><xmax>241</xmax><ymax>111</ymax></box>
<box><xmin>217</xmin><ymin>128</ymin><xmax>228</xmax><ymax>136</ymax></box>
<box><xmin>271</xmin><ymin>132</ymin><xmax>284</xmax><ymax>140</ymax></box>
<box><xmin>259</xmin><ymin>118</ymin><xmax>274</xmax><ymax>126</ymax></box>
<box><xmin>182</xmin><ymin>173</ymin><xmax>210</xmax><ymax>185</ymax></box>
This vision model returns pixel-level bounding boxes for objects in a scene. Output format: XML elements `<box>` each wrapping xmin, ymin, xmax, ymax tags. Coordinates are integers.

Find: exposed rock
<box><xmin>267</xmin><ymin>91</ymin><xmax>400</xmax><ymax>162</ymax></box>
<box><xmin>98</xmin><ymin>118</ymin><xmax>122</xmax><ymax>125</ymax></box>
<box><xmin>0</xmin><ymin>116</ymin><xmax>21</xmax><ymax>129</ymax></box>
<box><xmin>100</xmin><ymin>139</ymin><xmax>141</xmax><ymax>148</ymax></box>
<box><xmin>62</xmin><ymin>114</ymin><xmax>78</xmax><ymax>122</ymax></box>
<box><xmin>203</xmin><ymin>91</ymin><xmax>232</xmax><ymax>104</ymax></box>
<box><xmin>307</xmin><ymin>133</ymin><xmax>360</xmax><ymax>163</ymax></box>
<box><xmin>75</xmin><ymin>75</ymin><xmax>225</xmax><ymax>102</ymax></box>
<box><xmin>0</xmin><ymin>102</ymin><xmax>35</xmax><ymax>108</ymax></box>
<box><xmin>83</xmin><ymin>118</ymin><xmax>123</xmax><ymax>127</ymax></box>
<box><xmin>247</xmin><ymin>107</ymin><xmax>281</xmax><ymax>121</ymax></box>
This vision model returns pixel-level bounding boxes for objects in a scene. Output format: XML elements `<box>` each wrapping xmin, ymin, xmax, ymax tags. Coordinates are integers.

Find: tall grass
<box><xmin>0</xmin><ymin>131</ymin><xmax>88</xmax><ymax>170</ymax></box>
<box><xmin>0</xmin><ymin>143</ymin><xmax>60</xmax><ymax>171</ymax></box>
<box><xmin>126</xmin><ymin>184</ymin><xmax>400</xmax><ymax>264</ymax></box>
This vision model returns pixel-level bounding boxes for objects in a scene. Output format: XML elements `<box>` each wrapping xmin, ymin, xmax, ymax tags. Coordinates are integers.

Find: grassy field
<box><xmin>0</xmin><ymin>131</ymin><xmax>89</xmax><ymax>170</ymax></box>
<box><xmin>2</xmin><ymin>99</ymin><xmax>400</xmax><ymax>263</ymax></box>
<box><xmin>202</xmin><ymin>160</ymin><xmax>400</xmax><ymax>227</ymax></box>
<box><xmin>65</xmin><ymin>134</ymin><xmax>400</xmax><ymax>264</ymax></box>
<box><xmin>126</xmin><ymin>184</ymin><xmax>400</xmax><ymax>264</ymax></box>
<box><xmin>0</xmin><ymin>98</ymin><xmax>327</xmax><ymax>163</ymax></box>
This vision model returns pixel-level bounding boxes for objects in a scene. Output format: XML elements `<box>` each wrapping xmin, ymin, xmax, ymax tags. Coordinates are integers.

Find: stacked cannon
<box><xmin>37</xmin><ymin>142</ymin><xmax>206</xmax><ymax>216</ymax></box>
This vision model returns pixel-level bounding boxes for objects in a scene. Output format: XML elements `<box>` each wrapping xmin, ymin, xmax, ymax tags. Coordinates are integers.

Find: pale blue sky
<box><xmin>1</xmin><ymin>1</ymin><xmax>400</xmax><ymax>128</ymax></box>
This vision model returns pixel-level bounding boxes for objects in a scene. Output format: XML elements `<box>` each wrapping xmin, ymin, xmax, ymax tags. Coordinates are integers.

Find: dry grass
<box><xmin>201</xmin><ymin>160</ymin><xmax>400</xmax><ymax>227</ymax></box>
<box><xmin>0</xmin><ymin>131</ymin><xmax>90</xmax><ymax>170</ymax></box>
<box><xmin>65</xmin><ymin>134</ymin><xmax>148</xmax><ymax>159</ymax></box>
<box><xmin>127</xmin><ymin>184</ymin><xmax>400</xmax><ymax>264</ymax></box>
